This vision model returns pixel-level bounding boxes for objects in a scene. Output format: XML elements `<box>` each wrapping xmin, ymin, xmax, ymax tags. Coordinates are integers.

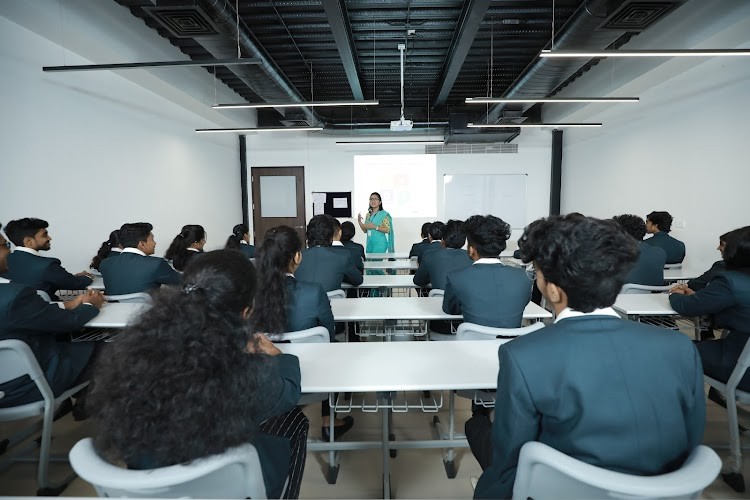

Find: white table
<box><xmin>364</xmin><ymin>260</ymin><xmax>418</xmax><ymax>271</ymax></box>
<box><xmin>341</xmin><ymin>274</ymin><xmax>420</xmax><ymax>289</ymax></box>
<box><xmin>366</xmin><ymin>252</ymin><xmax>410</xmax><ymax>260</ymax></box>
<box><xmin>663</xmin><ymin>266</ymin><xmax>703</xmax><ymax>282</ymax></box>
<box><xmin>612</xmin><ymin>293</ymin><xmax>699</xmax><ymax>339</ymax></box>
<box><xmin>84</xmin><ymin>302</ymin><xmax>148</xmax><ymax>328</ymax></box>
<box><xmin>89</xmin><ymin>276</ymin><xmax>105</xmax><ymax>290</ymax></box>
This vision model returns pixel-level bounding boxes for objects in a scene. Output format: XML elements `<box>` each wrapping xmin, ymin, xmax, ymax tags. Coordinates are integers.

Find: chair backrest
<box><xmin>69</xmin><ymin>438</ymin><xmax>267</xmax><ymax>499</ymax></box>
<box><xmin>0</xmin><ymin>339</ymin><xmax>55</xmax><ymax>409</ymax></box>
<box><xmin>664</xmin><ymin>263</ymin><xmax>683</xmax><ymax>269</ymax></box>
<box><xmin>327</xmin><ymin>289</ymin><xmax>346</xmax><ymax>300</ymax></box>
<box><xmin>104</xmin><ymin>292</ymin><xmax>153</xmax><ymax>304</ymax></box>
<box><xmin>456</xmin><ymin>322</ymin><xmax>545</xmax><ymax>341</ymax></box>
<box><xmin>512</xmin><ymin>442</ymin><xmax>721</xmax><ymax>500</ymax></box>
<box><xmin>279</xmin><ymin>326</ymin><xmax>330</xmax><ymax>343</ymax></box>
<box><xmin>428</xmin><ymin>289</ymin><xmax>444</xmax><ymax>297</ymax></box>
<box><xmin>36</xmin><ymin>289</ymin><xmax>52</xmax><ymax>303</ymax></box>
<box><xmin>727</xmin><ymin>336</ymin><xmax>750</xmax><ymax>396</ymax></box>
<box><xmin>620</xmin><ymin>283</ymin><xmax>673</xmax><ymax>294</ymax></box>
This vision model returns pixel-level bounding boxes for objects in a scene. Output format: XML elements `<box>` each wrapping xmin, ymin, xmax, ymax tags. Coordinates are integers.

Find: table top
<box><xmin>366</xmin><ymin>252</ymin><xmax>410</xmax><ymax>260</ymax></box>
<box><xmin>84</xmin><ymin>302</ymin><xmax>149</xmax><ymax>328</ymax></box>
<box><xmin>612</xmin><ymin>293</ymin><xmax>677</xmax><ymax>316</ymax></box>
<box><xmin>341</xmin><ymin>274</ymin><xmax>419</xmax><ymax>289</ymax></box>
<box><xmin>90</xmin><ymin>276</ymin><xmax>105</xmax><ymax>290</ymax></box>
<box><xmin>278</xmin><ymin>340</ymin><xmax>507</xmax><ymax>392</ymax></box>
<box><xmin>663</xmin><ymin>266</ymin><xmax>703</xmax><ymax>281</ymax></box>
<box><xmin>364</xmin><ymin>260</ymin><xmax>419</xmax><ymax>270</ymax></box>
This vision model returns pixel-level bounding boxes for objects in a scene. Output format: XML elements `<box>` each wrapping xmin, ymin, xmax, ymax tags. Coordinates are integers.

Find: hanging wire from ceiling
<box><xmin>235</xmin><ymin>0</ymin><xmax>241</xmax><ymax>59</ymax></box>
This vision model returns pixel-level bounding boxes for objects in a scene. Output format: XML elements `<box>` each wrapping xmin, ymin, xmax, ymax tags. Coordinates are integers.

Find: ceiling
<box><xmin>112</xmin><ymin>0</ymin><xmax>687</xmax><ymax>140</ymax></box>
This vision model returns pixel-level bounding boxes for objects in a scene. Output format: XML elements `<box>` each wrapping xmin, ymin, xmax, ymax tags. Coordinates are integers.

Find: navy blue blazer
<box><xmin>342</xmin><ymin>240</ymin><xmax>365</xmax><ymax>263</ymax></box>
<box><xmin>474</xmin><ymin>315</ymin><xmax>705</xmax><ymax>499</ymax></box>
<box><xmin>624</xmin><ymin>242</ymin><xmax>666</xmax><ymax>286</ymax></box>
<box><xmin>7</xmin><ymin>250</ymin><xmax>92</xmax><ymax>296</ymax></box>
<box><xmin>295</xmin><ymin>246</ymin><xmax>363</xmax><ymax>292</ymax></box>
<box><xmin>687</xmin><ymin>260</ymin><xmax>726</xmax><ymax>291</ymax></box>
<box><xmin>285</xmin><ymin>276</ymin><xmax>336</xmax><ymax>341</ymax></box>
<box><xmin>442</xmin><ymin>263</ymin><xmax>532</xmax><ymax>328</ymax></box>
<box><xmin>644</xmin><ymin>232</ymin><xmax>685</xmax><ymax>264</ymax></box>
<box><xmin>417</xmin><ymin>241</ymin><xmax>443</xmax><ymax>264</ymax></box>
<box><xmin>409</xmin><ymin>239</ymin><xmax>430</xmax><ymax>259</ymax></box>
<box><xmin>99</xmin><ymin>251</ymin><xmax>181</xmax><ymax>295</ymax></box>
<box><xmin>332</xmin><ymin>243</ymin><xmax>364</xmax><ymax>273</ymax></box>
<box><xmin>239</xmin><ymin>243</ymin><xmax>256</xmax><ymax>259</ymax></box>
<box><xmin>0</xmin><ymin>283</ymin><xmax>99</xmax><ymax>407</ymax></box>
<box><xmin>413</xmin><ymin>247</ymin><xmax>473</xmax><ymax>290</ymax></box>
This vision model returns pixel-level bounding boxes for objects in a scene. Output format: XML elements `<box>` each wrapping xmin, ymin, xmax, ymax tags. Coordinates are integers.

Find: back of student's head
<box><xmin>429</xmin><ymin>221</ymin><xmax>445</xmax><ymax>241</ymax></box>
<box><xmin>252</xmin><ymin>226</ymin><xmax>302</xmax><ymax>335</ymax></box>
<box><xmin>165</xmin><ymin>224</ymin><xmax>206</xmax><ymax>271</ymax></box>
<box><xmin>306</xmin><ymin>214</ymin><xmax>334</xmax><ymax>247</ymax></box>
<box><xmin>90</xmin><ymin>249</ymin><xmax>274</xmax><ymax>468</ymax></box>
<box><xmin>340</xmin><ymin>221</ymin><xmax>356</xmax><ymax>243</ymax></box>
<box><xmin>420</xmin><ymin>222</ymin><xmax>433</xmax><ymax>239</ymax></box>
<box><xmin>464</xmin><ymin>215</ymin><xmax>511</xmax><ymax>257</ymax></box>
<box><xmin>612</xmin><ymin>214</ymin><xmax>646</xmax><ymax>241</ymax></box>
<box><xmin>723</xmin><ymin>226</ymin><xmax>750</xmax><ymax>270</ymax></box>
<box><xmin>442</xmin><ymin>219</ymin><xmax>466</xmax><ymax>249</ymax></box>
<box><xmin>226</xmin><ymin>223</ymin><xmax>248</xmax><ymax>250</ymax></box>
<box><xmin>91</xmin><ymin>229</ymin><xmax>121</xmax><ymax>271</ymax></box>
<box><xmin>119</xmin><ymin>222</ymin><xmax>153</xmax><ymax>248</ymax></box>
<box><xmin>4</xmin><ymin>218</ymin><xmax>48</xmax><ymax>247</ymax></box>
<box><xmin>646</xmin><ymin>211</ymin><xmax>673</xmax><ymax>232</ymax></box>
<box><xmin>519</xmin><ymin>215</ymin><xmax>639</xmax><ymax>312</ymax></box>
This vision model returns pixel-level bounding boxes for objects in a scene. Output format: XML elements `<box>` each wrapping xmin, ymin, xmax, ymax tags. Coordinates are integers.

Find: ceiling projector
<box><xmin>390</xmin><ymin>118</ymin><xmax>413</xmax><ymax>132</ymax></box>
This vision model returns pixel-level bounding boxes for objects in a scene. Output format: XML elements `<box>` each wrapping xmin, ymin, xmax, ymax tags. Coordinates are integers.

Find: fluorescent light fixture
<box><xmin>336</xmin><ymin>140</ymin><xmax>445</xmax><ymax>145</ymax></box>
<box><xmin>539</xmin><ymin>49</ymin><xmax>750</xmax><ymax>58</ymax></box>
<box><xmin>467</xmin><ymin>123</ymin><xmax>602</xmax><ymax>128</ymax></box>
<box><xmin>214</xmin><ymin>99</ymin><xmax>379</xmax><ymax>109</ymax></box>
<box><xmin>465</xmin><ymin>97</ymin><xmax>639</xmax><ymax>104</ymax></box>
<box><xmin>43</xmin><ymin>58</ymin><xmax>261</xmax><ymax>72</ymax></box>
<box><xmin>195</xmin><ymin>126</ymin><xmax>323</xmax><ymax>134</ymax></box>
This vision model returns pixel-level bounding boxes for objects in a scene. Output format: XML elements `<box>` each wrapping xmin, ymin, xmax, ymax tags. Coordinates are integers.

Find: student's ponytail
<box><xmin>91</xmin><ymin>230</ymin><xmax>120</xmax><ymax>270</ymax></box>
<box><xmin>166</xmin><ymin>225</ymin><xmax>206</xmax><ymax>271</ymax></box>
<box><xmin>225</xmin><ymin>223</ymin><xmax>248</xmax><ymax>250</ymax></box>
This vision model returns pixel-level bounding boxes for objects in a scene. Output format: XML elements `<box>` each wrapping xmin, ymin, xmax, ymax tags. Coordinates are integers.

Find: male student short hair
<box><xmin>519</xmin><ymin>215</ymin><xmax>639</xmax><ymax>312</ymax></box>
<box><xmin>428</xmin><ymin>221</ymin><xmax>445</xmax><ymax>241</ymax></box>
<box><xmin>4</xmin><ymin>218</ymin><xmax>48</xmax><ymax>247</ymax></box>
<box><xmin>119</xmin><ymin>222</ymin><xmax>154</xmax><ymax>249</ymax></box>
<box><xmin>464</xmin><ymin>215</ymin><xmax>511</xmax><ymax>257</ymax></box>
<box><xmin>420</xmin><ymin>222</ymin><xmax>432</xmax><ymax>239</ymax></box>
<box><xmin>646</xmin><ymin>211</ymin><xmax>673</xmax><ymax>232</ymax></box>
<box><xmin>442</xmin><ymin>219</ymin><xmax>466</xmax><ymax>249</ymax></box>
<box><xmin>331</xmin><ymin>217</ymin><xmax>341</xmax><ymax>233</ymax></box>
<box><xmin>612</xmin><ymin>214</ymin><xmax>647</xmax><ymax>241</ymax></box>
<box><xmin>306</xmin><ymin>214</ymin><xmax>334</xmax><ymax>247</ymax></box>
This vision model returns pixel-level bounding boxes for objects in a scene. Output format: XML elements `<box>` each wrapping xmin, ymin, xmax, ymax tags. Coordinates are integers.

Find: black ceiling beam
<box><xmin>321</xmin><ymin>0</ymin><xmax>364</xmax><ymax>100</ymax></box>
<box><xmin>434</xmin><ymin>0</ymin><xmax>492</xmax><ymax>106</ymax></box>
<box><xmin>42</xmin><ymin>58</ymin><xmax>261</xmax><ymax>72</ymax></box>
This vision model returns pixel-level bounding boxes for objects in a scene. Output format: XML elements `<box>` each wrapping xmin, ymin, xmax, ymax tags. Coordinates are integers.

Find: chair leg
<box><xmin>725</xmin><ymin>388</ymin><xmax>746</xmax><ymax>493</ymax></box>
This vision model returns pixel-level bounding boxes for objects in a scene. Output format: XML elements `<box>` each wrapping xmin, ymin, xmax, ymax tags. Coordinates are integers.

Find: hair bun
<box><xmin>181</xmin><ymin>283</ymin><xmax>200</xmax><ymax>295</ymax></box>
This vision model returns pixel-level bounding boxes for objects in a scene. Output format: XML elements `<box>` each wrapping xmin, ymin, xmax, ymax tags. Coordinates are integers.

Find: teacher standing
<box><xmin>357</xmin><ymin>192</ymin><xmax>394</xmax><ymax>253</ymax></box>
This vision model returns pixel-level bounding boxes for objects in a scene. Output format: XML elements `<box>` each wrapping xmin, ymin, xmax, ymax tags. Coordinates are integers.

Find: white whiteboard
<box><xmin>443</xmin><ymin>174</ymin><xmax>527</xmax><ymax>229</ymax></box>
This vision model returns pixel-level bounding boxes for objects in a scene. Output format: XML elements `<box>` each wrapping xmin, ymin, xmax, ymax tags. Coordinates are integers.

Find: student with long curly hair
<box><xmin>90</xmin><ymin>250</ymin><xmax>308</xmax><ymax>499</ymax></box>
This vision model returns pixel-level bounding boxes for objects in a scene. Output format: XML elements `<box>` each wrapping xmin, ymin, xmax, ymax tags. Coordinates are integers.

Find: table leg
<box><xmin>382</xmin><ymin>405</ymin><xmax>391</xmax><ymax>499</ymax></box>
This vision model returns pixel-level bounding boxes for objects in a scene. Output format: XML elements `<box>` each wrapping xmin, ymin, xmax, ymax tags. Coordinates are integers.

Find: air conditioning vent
<box><xmin>143</xmin><ymin>6</ymin><xmax>220</xmax><ymax>37</ymax></box>
<box><xmin>426</xmin><ymin>143</ymin><xmax>518</xmax><ymax>155</ymax></box>
<box><xmin>599</xmin><ymin>1</ymin><xmax>683</xmax><ymax>31</ymax></box>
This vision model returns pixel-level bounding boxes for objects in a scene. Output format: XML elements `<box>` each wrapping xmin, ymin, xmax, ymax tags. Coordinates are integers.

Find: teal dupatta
<box><xmin>365</xmin><ymin>209</ymin><xmax>394</xmax><ymax>253</ymax></box>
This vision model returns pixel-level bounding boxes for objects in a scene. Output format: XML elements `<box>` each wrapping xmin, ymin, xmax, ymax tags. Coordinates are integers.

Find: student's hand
<box><xmin>76</xmin><ymin>271</ymin><xmax>95</xmax><ymax>279</ymax></box>
<box><xmin>248</xmin><ymin>333</ymin><xmax>282</xmax><ymax>356</ymax></box>
<box><xmin>80</xmin><ymin>289</ymin><xmax>106</xmax><ymax>308</ymax></box>
<box><xmin>669</xmin><ymin>284</ymin><xmax>695</xmax><ymax>296</ymax></box>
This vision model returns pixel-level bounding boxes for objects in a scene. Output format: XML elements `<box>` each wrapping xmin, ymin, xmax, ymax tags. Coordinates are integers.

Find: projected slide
<box><xmin>353</xmin><ymin>154</ymin><xmax>437</xmax><ymax>218</ymax></box>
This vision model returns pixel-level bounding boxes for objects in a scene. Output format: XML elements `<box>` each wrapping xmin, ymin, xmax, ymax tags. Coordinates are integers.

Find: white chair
<box><xmin>512</xmin><ymin>441</ymin><xmax>721</xmax><ymax>500</ymax></box>
<box><xmin>276</xmin><ymin>327</ymin><xmax>329</xmax><ymax>405</ymax></box>
<box><xmin>428</xmin><ymin>289</ymin><xmax>444</xmax><ymax>297</ymax></box>
<box><xmin>0</xmin><ymin>339</ymin><xmax>89</xmax><ymax>495</ymax></box>
<box><xmin>35</xmin><ymin>289</ymin><xmax>52</xmax><ymax>302</ymax></box>
<box><xmin>704</xmin><ymin>339</ymin><xmax>750</xmax><ymax>492</ymax></box>
<box><xmin>664</xmin><ymin>263</ymin><xmax>683</xmax><ymax>269</ymax></box>
<box><xmin>620</xmin><ymin>283</ymin><xmax>673</xmax><ymax>294</ymax></box>
<box><xmin>104</xmin><ymin>292</ymin><xmax>153</xmax><ymax>303</ymax></box>
<box><xmin>327</xmin><ymin>289</ymin><xmax>346</xmax><ymax>300</ymax></box>
<box><xmin>69</xmin><ymin>437</ymin><xmax>267</xmax><ymax>498</ymax></box>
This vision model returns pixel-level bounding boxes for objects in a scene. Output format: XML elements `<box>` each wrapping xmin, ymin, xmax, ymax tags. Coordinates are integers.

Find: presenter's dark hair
<box><xmin>420</xmin><ymin>222</ymin><xmax>432</xmax><ymax>239</ymax></box>
<box><xmin>165</xmin><ymin>225</ymin><xmax>206</xmax><ymax>271</ymax></box>
<box><xmin>90</xmin><ymin>250</ymin><xmax>275</xmax><ymax>469</ymax></box>
<box><xmin>612</xmin><ymin>214</ymin><xmax>647</xmax><ymax>241</ymax></box>
<box><xmin>225</xmin><ymin>223</ymin><xmax>248</xmax><ymax>250</ymax></box>
<box><xmin>443</xmin><ymin>220</ymin><xmax>466</xmax><ymax>249</ymax></box>
<box><xmin>370</xmin><ymin>192</ymin><xmax>384</xmax><ymax>211</ymax></box>
<box><xmin>646</xmin><ymin>211</ymin><xmax>673</xmax><ymax>232</ymax></box>
<box><xmin>518</xmin><ymin>215</ymin><xmax>639</xmax><ymax>312</ymax></box>
<box><xmin>723</xmin><ymin>226</ymin><xmax>750</xmax><ymax>270</ymax></box>
<box><xmin>90</xmin><ymin>229</ymin><xmax>121</xmax><ymax>271</ymax></box>
<box><xmin>4</xmin><ymin>218</ymin><xmax>48</xmax><ymax>247</ymax></box>
<box><xmin>306</xmin><ymin>214</ymin><xmax>334</xmax><ymax>247</ymax></box>
<box><xmin>340</xmin><ymin>221</ymin><xmax>356</xmax><ymax>243</ymax></box>
<box><xmin>464</xmin><ymin>215</ymin><xmax>511</xmax><ymax>257</ymax></box>
<box><xmin>251</xmin><ymin>225</ymin><xmax>302</xmax><ymax>335</ymax></box>
<box><xmin>429</xmin><ymin>221</ymin><xmax>445</xmax><ymax>241</ymax></box>
<box><xmin>119</xmin><ymin>222</ymin><xmax>153</xmax><ymax>248</ymax></box>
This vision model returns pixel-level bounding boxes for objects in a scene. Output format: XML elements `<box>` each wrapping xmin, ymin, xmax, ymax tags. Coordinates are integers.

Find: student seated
<box><xmin>644</xmin><ymin>211</ymin><xmax>685</xmax><ymax>264</ymax></box>
<box><xmin>687</xmin><ymin>231</ymin><xmax>730</xmax><ymax>292</ymax></box>
<box><xmin>414</xmin><ymin>219</ymin><xmax>472</xmax><ymax>290</ymax></box>
<box><xmin>5</xmin><ymin>217</ymin><xmax>93</xmax><ymax>297</ymax></box>
<box><xmin>0</xmin><ymin>223</ymin><xmax>104</xmax><ymax>414</ymax></box>
<box><xmin>467</xmin><ymin>215</ymin><xmax>705</xmax><ymax>499</ymax></box>
<box><xmin>418</xmin><ymin>221</ymin><xmax>445</xmax><ymax>264</ymax></box>
<box><xmin>613</xmin><ymin>214</ymin><xmax>666</xmax><ymax>286</ymax></box>
<box><xmin>408</xmin><ymin>222</ymin><xmax>432</xmax><ymax>260</ymax></box>
<box><xmin>331</xmin><ymin>218</ymin><xmax>363</xmax><ymax>273</ymax></box>
<box><xmin>164</xmin><ymin>224</ymin><xmax>206</xmax><ymax>271</ymax></box>
<box><xmin>340</xmin><ymin>221</ymin><xmax>365</xmax><ymax>265</ymax></box>
<box><xmin>442</xmin><ymin>215</ymin><xmax>531</xmax><ymax>328</ymax></box>
<box><xmin>226</xmin><ymin>223</ymin><xmax>255</xmax><ymax>258</ymax></box>
<box><xmin>90</xmin><ymin>250</ymin><xmax>308</xmax><ymax>499</ymax></box>
<box><xmin>99</xmin><ymin>222</ymin><xmax>181</xmax><ymax>295</ymax></box>
<box><xmin>90</xmin><ymin>229</ymin><xmax>122</xmax><ymax>272</ymax></box>
<box><xmin>295</xmin><ymin>215</ymin><xmax>363</xmax><ymax>292</ymax></box>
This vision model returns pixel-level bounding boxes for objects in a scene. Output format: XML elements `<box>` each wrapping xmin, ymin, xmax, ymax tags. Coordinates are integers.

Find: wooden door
<box><xmin>251</xmin><ymin>166</ymin><xmax>306</xmax><ymax>246</ymax></box>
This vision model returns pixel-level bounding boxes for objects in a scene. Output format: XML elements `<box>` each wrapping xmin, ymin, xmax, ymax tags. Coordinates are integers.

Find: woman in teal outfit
<box><xmin>357</xmin><ymin>192</ymin><xmax>394</xmax><ymax>253</ymax></box>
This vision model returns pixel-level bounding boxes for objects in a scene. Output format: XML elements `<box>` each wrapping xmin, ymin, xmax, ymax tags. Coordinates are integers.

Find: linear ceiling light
<box><xmin>336</xmin><ymin>140</ymin><xmax>445</xmax><ymax>145</ymax></box>
<box><xmin>213</xmin><ymin>99</ymin><xmax>379</xmax><ymax>109</ymax></box>
<box><xmin>195</xmin><ymin>126</ymin><xmax>323</xmax><ymax>134</ymax></box>
<box><xmin>467</xmin><ymin>123</ymin><xmax>602</xmax><ymax>128</ymax></box>
<box><xmin>43</xmin><ymin>58</ymin><xmax>262</xmax><ymax>72</ymax></box>
<box><xmin>465</xmin><ymin>97</ymin><xmax>639</xmax><ymax>104</ymax></box>
<box><xmin>539</xmin><ymin>49</ymin><xmax>750</xmax><ymax>58</ymax></box>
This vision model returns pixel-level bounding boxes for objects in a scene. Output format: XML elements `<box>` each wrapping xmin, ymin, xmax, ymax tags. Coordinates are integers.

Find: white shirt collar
<box><xmin>286</xmin><ymin>272</ymin><xmax>295</xmax><ymax>277</ymax></box>
<box><xmin>0</xmin><ymin>277</ymin><xmax>9</xmax><ymax>284</ymax></box>
<box><xmin>554</xmin><ymin>307</ymin><xmax>620</xmax><ymax>324</ymax></box>
<box><xmin>122</xmin><ymin>247</ymin><xmax>147</xmax><ymax>257</ymax></box>
<box><xmin>332</xmin><ymin>241</ymin><xmax>344</xmax><ymax>246</ymax></box>
<box><xmin>111</xmin><ymin>247</ymin><xmax>123</xmax><ymax>253</ymax></box>
<box><xmin>15</xmin><ymin>247</ymin><xmax>40</xmax><ymax>256</ymax></box>
<box><xmin>187</xmin><ymin>247</ymin><xmax>200</xmax><ymax>253</ymax></box>
<box><xmin>240</xmin><ymin>240</ymin><xmax>249</xmax><ymax>245</ymax></box>
<box><xmin>473</xmin><ymin>258</ymin><xmax>502</xmax><ymax>265</ymax></box>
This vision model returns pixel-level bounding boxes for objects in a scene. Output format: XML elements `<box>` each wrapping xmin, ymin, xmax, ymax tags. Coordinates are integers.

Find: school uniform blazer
<box><xmin>332</xmin><ymin>243</ymin><xmax>364</xmax><ymax>273</ymax></box>
<box><xmin>7</xmin><ymin>250</ymin><xmax>92</xmax><ymax>296</ymax></box>
<box><xmin>0</xmin><ymin>283</ymin><xmax>99</xmax><ymax>407</ymax></box>
<box><xmin>442</xmin><ymin>263</ymin><xmax>532</xmax><ymax>328</ymax></box>
<box><xmin>239</xmin><ymin>242</ymin><xmax>256</xmax><ymax>259</ymax></box>
<box><xmin>342</xmin><ymin>240</ymin><xmax>366</xmax><ymax>264</ymax></box>
<box><xmin>409</xmin><ymin>239</ymin><xmax>430</xmax><ymax>259</ymax></box>
<box><xmin>644</xmin><ymin>231</ymin><xmax>686</xmax><ymax>264</ymax></box>
<box><xmin>687</xmin><ymin>260</ymin><xmax>726</xmax><ymax>291</ymax></box>
<box><xmin>417</xmin><ymin>241</ymin><xmax>443</xmax><ymax>264</ymax></box>
<box><xmin>624</xmin><ymin>242</ymin><xmax>666</xmax><ymax>286</ymax></box>
<box><xmin>295</xmin><ymin>246</ymin><xmax>363</xmax><ymax>292</ymax></box>
<box><xmin>284</xmin><ymin>276</ymin><xmax>336</xmax><ymax>341</ymax></box>
<box><xmin>474</xmin><ymin>315</ymin><xmax>705</xmax><ymax>499</ymax></box>
<box><xmin>99</xmin><ymin>251</ymin><xmax>181</xmax><ymax>295</ymax></box>
<box><xmin>413</xmin><ymin>247</ymin><xmax>473</xmax><ymax>290</ymax></box>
